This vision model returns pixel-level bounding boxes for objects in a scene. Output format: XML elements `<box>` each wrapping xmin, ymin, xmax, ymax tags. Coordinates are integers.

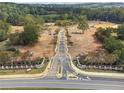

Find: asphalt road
<box><xmin>0</xmin><ymin>78</ymin><xmax>124</xmax><ymax>89</ymax></box>
<box><xmin>0</xmin><ymin>27</ymin><xmax>124</xmax><ymax>90</ymax></box>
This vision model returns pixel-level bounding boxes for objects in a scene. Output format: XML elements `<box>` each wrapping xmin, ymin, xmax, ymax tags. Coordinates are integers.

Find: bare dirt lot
<box><xmin>68</xmin><ymin>21</ymin><xmax>118</xmax><ymax>58</ymax></box>
<box><xmin>19</xmin><ymin>33</ymin><xmax>55</xmax><ymax>58</ymax></box>
<box><xmin>10</xmin><ymin>22</ymin><xmax>118</xmax><ymax>58</ymax></box>
<box><xmin>11</xmin><ymin>23</ymin><xmax>58</xmax><ymax>58</ymax></box>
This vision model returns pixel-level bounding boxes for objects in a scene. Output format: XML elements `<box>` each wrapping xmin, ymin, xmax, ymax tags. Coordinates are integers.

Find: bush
<box><xmin>103</xmin><ymin>36</ymin><xmax>124</xmax><ymax>53</ymax></box>
<box><xmin>21</xmin><ymin>24</ymin><xmax>40</xmax><ymax>45</ymax></box>
<box><xmin>79</xmin><ymin>50</ymin><xmax>118</xmax><ymax>66</ymax></box>
<box><xmin>9</xmin><ymin>24</ymin><xmax>40</xmax><ymax>46</ymax></box>
<box><xmin>55</xmin><ymin>20</ymin><xmax>73</xmax><ymax>26</ymax></box>
<box><xmin>9</xmin><ymin>32</ymin><xmax>21</xmax><ymax>45</ymax></box>
<box><xmin>114</xmin><ymin>49</ymin><xmax>124</xmax><ymax>65</ymax></box>
<box><xmin>0</xmin><ymin>21</ymin><xmax>11</xmax><ymax>41</ymax></box>
<box><xmin>95</xmin><ymin>27</ymin><xmax>112</xmax><ymax>42</ymax></box>
<box><xmin>0</xmin><ymin>51</ymin><xmax>14</xmax><ymax>65</ymax></box>
<box><xmin>117</xmin><ymin>24</ymin><xmax>124</xmax><ymax>40</ymax></box>
<box><xmin>6</xmin><ymin>47</ymin><xmax>18</xmax><ymax>52</ymax></box>
<box><xmin>77</xmin><ymin>15</ymin><xmax>89</xmax><ymax>33</ymax></box>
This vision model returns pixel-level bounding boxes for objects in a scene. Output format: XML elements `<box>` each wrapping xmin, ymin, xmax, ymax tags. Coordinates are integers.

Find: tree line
<box><xmin>1</xmin><ymin>3</ymin><xmax>124</xmax><ymax>25</ymax></box>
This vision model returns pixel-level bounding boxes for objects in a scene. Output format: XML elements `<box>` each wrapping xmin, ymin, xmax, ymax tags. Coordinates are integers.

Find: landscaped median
<box><xmin>0</xmin><ymin>58</ymin><xmax>52</xmax><ymax>79</ymax></box>
<box><xmin>56</xmin><ymin>65</ymin><xmax>63</xmax><ymax>78</ymax></box>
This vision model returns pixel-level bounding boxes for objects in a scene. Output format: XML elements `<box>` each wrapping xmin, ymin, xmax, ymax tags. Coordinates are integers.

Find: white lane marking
<box><xmin>86</xmin><ymin>76</ymin><xmax>91</xmax><ymax>80</ymax></box>
<box><xmin>78</xmin><ymin>76</ymin><xmax>92</xmax><ymax>81</ymax></box>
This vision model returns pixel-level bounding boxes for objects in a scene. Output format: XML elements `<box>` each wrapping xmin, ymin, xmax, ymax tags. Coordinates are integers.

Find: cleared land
<box><xmin>68</xmin><ymin>21</ymin><xmax>118</xmax><ymax>58</ymax></box>
<box><xmin>11</xmin><ymin>24</ymin><xmax>58</xmax><ymax>58</ymax></box>
<box><xmin>0</xmin><ymin>24</ymin><xmax>55</xmax><ymax>75</ymax></box>
<box><xmin>2</xmin><ymin>22</ymin><xmax>118</xmax><ymax>58</ymax></box>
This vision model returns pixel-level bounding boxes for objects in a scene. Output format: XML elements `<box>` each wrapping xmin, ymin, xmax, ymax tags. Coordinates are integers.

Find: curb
<box><xmin>70</xmin><ymin>60</ymin><xmax>124</xmax><ymax>79</ymax></box>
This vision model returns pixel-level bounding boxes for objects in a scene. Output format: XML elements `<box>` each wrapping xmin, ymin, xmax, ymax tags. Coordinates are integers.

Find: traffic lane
<box><xmin>61</xmin><ymin>58</ymin><xmax>73</xmax><ymax>73</ymax></box>
<box><xmin>0</xmin><ymin>79</ymin><xmax>124</xmax><ymax>89</ymax></box>
<box><xmin>1</xmin><ymin>79</ymin><xmax>124</xmax><ymax>84</ymax></box>
<box><xmin>76</xmin><ymin>71</ymin><xmax>124</xmax><ymax>82</ymax></box>
<box><xmin>88</xmin><ymin>75</ymin><xmax>124</xmax><ymax>82</ymax></box>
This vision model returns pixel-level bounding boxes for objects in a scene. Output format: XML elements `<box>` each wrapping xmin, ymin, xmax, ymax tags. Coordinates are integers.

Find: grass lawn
<box><xmin>0</xmin><ymin>62</ymin><xmax>48</xmax><ymax>75</ymax></box>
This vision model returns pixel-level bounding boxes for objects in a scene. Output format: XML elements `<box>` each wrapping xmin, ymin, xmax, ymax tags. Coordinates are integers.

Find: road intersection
<box><xmin>0</xmin><ymin>27</ymin><xmax>124</xmax><ymax>89</ymax></box>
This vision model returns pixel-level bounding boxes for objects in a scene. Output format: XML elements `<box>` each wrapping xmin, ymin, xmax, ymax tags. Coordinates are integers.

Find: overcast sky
<box><xmin>0</xmin><ymin>0</ymin><xmax>124</xmax><ymax>3</ymax></box>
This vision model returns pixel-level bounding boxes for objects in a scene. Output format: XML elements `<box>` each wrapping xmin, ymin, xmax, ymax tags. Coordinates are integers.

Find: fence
<box><xmin>0</xmin><ymin>57</ymin><xmax>48</xmax><ymax>70</ymax></box>
<box><xmin>77</xmin><ymin>63</ymin><xmax>123</xmax><ymax>71</ymax></box>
